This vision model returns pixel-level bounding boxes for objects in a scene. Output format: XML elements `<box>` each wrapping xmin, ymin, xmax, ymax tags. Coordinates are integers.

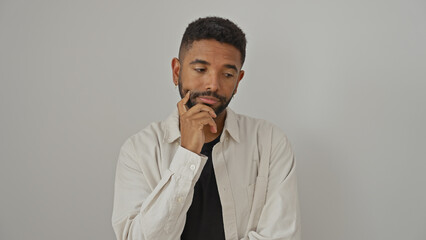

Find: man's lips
<box><xmin>198</xmin><ymin>97</ymin><xmax>219</xmax><ymax>105</ymax></box>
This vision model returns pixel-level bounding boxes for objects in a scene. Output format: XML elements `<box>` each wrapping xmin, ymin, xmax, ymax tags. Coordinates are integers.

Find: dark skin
<box><xmin>172</xmin><ymin>39</ymin><xmax>245</xmax><ymax>154</ymax></box>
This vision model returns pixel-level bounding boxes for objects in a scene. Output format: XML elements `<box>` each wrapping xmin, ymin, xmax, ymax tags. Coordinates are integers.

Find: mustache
<box><xmin>189</xmin><ymin>91</ymin><xmax>227</xmax><ymax>102</ymax></box>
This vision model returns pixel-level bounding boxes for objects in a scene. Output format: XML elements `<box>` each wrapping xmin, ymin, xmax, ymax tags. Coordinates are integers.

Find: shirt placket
<box><xmin>212</xmin><ymin>139</ymin><xmax>239</xmax><ymax>240</ymax></box>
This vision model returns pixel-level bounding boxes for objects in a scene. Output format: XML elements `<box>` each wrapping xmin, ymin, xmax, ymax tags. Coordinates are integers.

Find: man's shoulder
<box><xmin>119</xmin><ymin>120</ymin><xmax>167</xmax><ymax>153</ymax></box>
<box><xmin>234</xmin><ymin>111</ymin><xmax>277</xmax><ymax>128</ymax></box>
<box><xmin>231</xmin><ymin>111</ymin><xmax>288</xmax><ymax>141</ymax></box>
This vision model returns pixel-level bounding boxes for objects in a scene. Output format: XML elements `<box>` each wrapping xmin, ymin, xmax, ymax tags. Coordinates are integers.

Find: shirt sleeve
<box><xmin>243</xmin><ymin>136</ymin><xmax>301</xmax><ymax>240</ymax></box>
<box><xmin>112</xmin><ymin>139</ymin><xmax>207</xmax><ymax>240</ymax></box>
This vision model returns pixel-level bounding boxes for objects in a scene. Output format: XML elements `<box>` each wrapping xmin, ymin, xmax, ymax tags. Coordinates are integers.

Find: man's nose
<box><xmin>205</xmin><ymin>72</ymin><xmax>220</xmax><ymax>92</ymax></box>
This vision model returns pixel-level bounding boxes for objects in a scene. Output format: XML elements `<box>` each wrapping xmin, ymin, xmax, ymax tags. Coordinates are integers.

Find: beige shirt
<box><xmin>112</xmin><ymin>108</ymin><xmax>301</xmax><ymax>240</ymax></box>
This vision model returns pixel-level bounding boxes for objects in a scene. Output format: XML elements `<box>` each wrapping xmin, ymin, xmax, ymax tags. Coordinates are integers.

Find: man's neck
<box><xmin>203</xmin><ymin>110</ymin><xmax>226</xmax><ymax>143</ymax></box>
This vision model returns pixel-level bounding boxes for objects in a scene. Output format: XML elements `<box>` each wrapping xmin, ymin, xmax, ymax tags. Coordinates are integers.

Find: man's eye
<box><xmin>224</xmin><ymin>73</ymin><xmax>234</xmax><ymax>78</ymax></box>
<box><xmin>194</xmin><ymin>68</ymin><xmax>206</xmax><ymax>73</ymax></box>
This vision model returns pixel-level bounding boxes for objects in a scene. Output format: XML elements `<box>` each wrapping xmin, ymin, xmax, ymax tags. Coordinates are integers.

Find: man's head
<box><xmin>172</xmin><ymin>17</ymin><xmax>247</xmax><ymax>116</ymax></box>
<box><xmin>179</xmin><ymin>17</ymin><xmax>247</xmax><ymax>66</ymax></box>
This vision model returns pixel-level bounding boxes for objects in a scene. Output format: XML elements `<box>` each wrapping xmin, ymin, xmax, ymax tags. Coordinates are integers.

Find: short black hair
<box><xmin>179</xmin><ymin>16</ymin><xmax>247</xmax><ymax>66</ymax></box>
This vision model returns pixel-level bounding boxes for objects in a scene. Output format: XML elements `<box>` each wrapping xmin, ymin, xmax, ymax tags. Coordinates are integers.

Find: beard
<box><xmin>178</xmin><ymin>76</ymin><xmax>234</xmax><ymax>116</ymax></box>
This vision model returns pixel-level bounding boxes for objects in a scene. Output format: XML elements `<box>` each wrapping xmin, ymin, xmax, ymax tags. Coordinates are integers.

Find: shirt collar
<box><xmin>163</xmin><ymin>107</ymin><xmax>240</xmax><ymax>144</ymax></box>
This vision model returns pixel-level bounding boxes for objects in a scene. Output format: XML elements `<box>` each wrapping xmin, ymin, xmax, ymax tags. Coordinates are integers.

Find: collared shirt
<box><xmin>112</xmin><ymin>108</ymin><xmax>301</xmax><ymax>240</ymax></box>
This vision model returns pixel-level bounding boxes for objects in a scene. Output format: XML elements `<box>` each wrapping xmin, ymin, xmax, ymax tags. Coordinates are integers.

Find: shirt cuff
<box><xmin>169</xmin><ymin>146</ymin><xmax>208</xmax><ymax>181</ymax></box>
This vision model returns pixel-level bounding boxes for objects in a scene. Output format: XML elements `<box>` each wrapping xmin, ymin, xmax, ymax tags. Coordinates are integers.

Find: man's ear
<box><xmin>171</xmin><ymin>57</ymin><xmax>180</xmax><ymax>86</ymax></box>
<box><xmin>233</xmin><ymin>70</ymin><xmax>245</xmax><ymax>95</ymax></box>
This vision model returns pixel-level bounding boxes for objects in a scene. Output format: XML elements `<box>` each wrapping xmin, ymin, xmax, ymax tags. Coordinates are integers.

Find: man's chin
<box><xmin>186</xmin><ymin>99</ymin><xmax>228</xmax><ymax>116</ymax></box>
<box><xmin>213</xmin><ymin>105</ymin><xmax>228</xmax><ymax>116</ymax></box>
<box><xmin>207</xmin><ymin>104</ymin><xmax>225</xmax><ymax>115</ymax></box>
<box><xmin>192</xmin><ymin>100</ymin><xmax>218</xmax><ymax>109</ymax></box>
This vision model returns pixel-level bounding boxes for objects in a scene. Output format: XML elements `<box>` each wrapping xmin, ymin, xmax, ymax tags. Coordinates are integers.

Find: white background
<box><xmin>1</xmin><ymin>0</ymin><xmax>425</xmax><ymax>239</ymax></box>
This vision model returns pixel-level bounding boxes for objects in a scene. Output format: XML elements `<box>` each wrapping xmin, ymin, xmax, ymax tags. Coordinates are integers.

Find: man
<box><xmin>112</xmin><ymin>17</ymin><xmax>301</xmax><ymax>240</ymax></box>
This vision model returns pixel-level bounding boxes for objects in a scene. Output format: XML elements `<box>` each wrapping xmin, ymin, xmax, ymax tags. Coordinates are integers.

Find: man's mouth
<box><xmin>198</xmin><ymin>97</ymin><xmax>219</xmax><ymax>105</ymax></box>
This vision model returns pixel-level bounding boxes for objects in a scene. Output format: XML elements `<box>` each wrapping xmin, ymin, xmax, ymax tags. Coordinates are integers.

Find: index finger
<box><xmin>187</xmin><ymin>104</ymin><xmax>217</xmax><ymax>118</ymax></box>
<box><xmin>177</xmin><ymin>91</ymin><xmax>190</xmax><ymax>116</ymax></box>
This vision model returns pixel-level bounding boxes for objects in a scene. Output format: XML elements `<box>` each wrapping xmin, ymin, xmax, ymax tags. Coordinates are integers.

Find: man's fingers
<box><xmin>182</xmin><ymin>91</ymin><xmax>190</xmax><ymax>104</ymax></box>
<box><xmin>207</xmin><ymin>117</ymin><xmax>217</xmax><ymax>133</ymax></box>
<box><xmin>191</xmin><ymin>113</ymin><xmax>217</xmax><ymax>133</ymax></box>
<box><xmin>191</xmin><ymin>111</ymin><xmax>215</xmax><ymax>121</ymax></box>
<box><xmin>177</xmin><ymin>91</ymin><xmax>190</xmax><ymax>116</ymax></box>
<box><xmin>197</xmin><ymin>116</ymin><xmax>217</xmax><ymax>133</ymax></box>
<box><xmin>208</xmin><ymin>120</ymin><xmax>217</xmax><ymax>133</ymax></box>
<box><xmin>186</xmin><ymin>103</ymin><xmax>217</xmax><ymax>118</ymax></box>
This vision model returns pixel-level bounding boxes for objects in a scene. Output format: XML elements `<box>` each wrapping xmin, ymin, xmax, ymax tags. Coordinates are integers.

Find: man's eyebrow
<box><xmin>189</xmin><ymin>59</ymin><xmax>210</xmax><ymax>65</ymax></box>
<box><xmin>189</xmin><ymin>59</ymin><xmax>238</xmax><ymax>71</ymax></box>
<box><xmin>224</xmin><ymin>64</ymin><xmax>238</xmax><ymax>72</ymax></box>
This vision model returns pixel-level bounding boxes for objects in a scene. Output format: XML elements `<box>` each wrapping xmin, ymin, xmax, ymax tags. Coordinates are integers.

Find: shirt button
<box><xmin>190</xmin><ymin>164</ymin><xmax>196</xmax><ymax>171</ymax></box>
<box><xmin>177</xmin><ymin>197</ymin><xmax>184</xmax><ymax>203</ymax></box>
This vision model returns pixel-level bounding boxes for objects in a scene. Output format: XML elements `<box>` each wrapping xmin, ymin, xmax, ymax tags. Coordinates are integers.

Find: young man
<box><xmin>112</xmin><ymin>17</ymin><xmax>301</xmax><ymax>240</ymax></box>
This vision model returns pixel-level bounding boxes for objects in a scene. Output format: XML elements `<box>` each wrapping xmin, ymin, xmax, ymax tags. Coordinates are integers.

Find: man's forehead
<box><xmin>181</xmin><ymin>39</ymin><xmax>242</xmax><ymax>68</ymax></box>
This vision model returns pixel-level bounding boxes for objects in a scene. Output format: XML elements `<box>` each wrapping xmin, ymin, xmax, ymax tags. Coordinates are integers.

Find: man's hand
<box><xmin>177</xmin><ymin>91</ymin><xmax>217</xmax><ymax>154</ymax></box>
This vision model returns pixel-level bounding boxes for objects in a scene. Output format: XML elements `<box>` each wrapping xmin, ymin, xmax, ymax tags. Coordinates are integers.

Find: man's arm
<box><xmin>112</xmin><ymin>139</ymin><xmax>207</xmax><ymax>240</ymax></box>
<box><xmin>243</xmin><ymin>132</ymin><xmax>301</xmax><ymax>240</ymax></box>
<box><xmin>112</xmin><ymin>92</ymin><xmax>218</xmax><ymax>240</ymax></box>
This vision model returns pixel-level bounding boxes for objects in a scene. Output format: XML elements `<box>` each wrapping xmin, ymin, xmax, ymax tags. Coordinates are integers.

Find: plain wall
<box><xmin>1</xmin><ymin>0</ymin><xmax>425</xmax><ymax>239</ymax></box>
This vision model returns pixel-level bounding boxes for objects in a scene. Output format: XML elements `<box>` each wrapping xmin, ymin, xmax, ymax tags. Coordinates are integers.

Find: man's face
<box><xmin>172</xmin><ymin>39</ymin><xmax>245</xmax><ymax>116</ymax></box>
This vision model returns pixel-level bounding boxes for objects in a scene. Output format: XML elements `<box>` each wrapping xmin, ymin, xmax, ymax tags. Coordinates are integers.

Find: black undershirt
<box><xmin>181</xmin><ymin>135</ymin><xmax>225</xmax><ymax>240</ymax></box>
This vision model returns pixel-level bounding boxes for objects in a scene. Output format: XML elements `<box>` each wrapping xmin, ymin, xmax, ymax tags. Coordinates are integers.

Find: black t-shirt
<box><xmin>181</xmin><ymin>135</ymin><xmax>225</xmax><ymax>240</ymax></box>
